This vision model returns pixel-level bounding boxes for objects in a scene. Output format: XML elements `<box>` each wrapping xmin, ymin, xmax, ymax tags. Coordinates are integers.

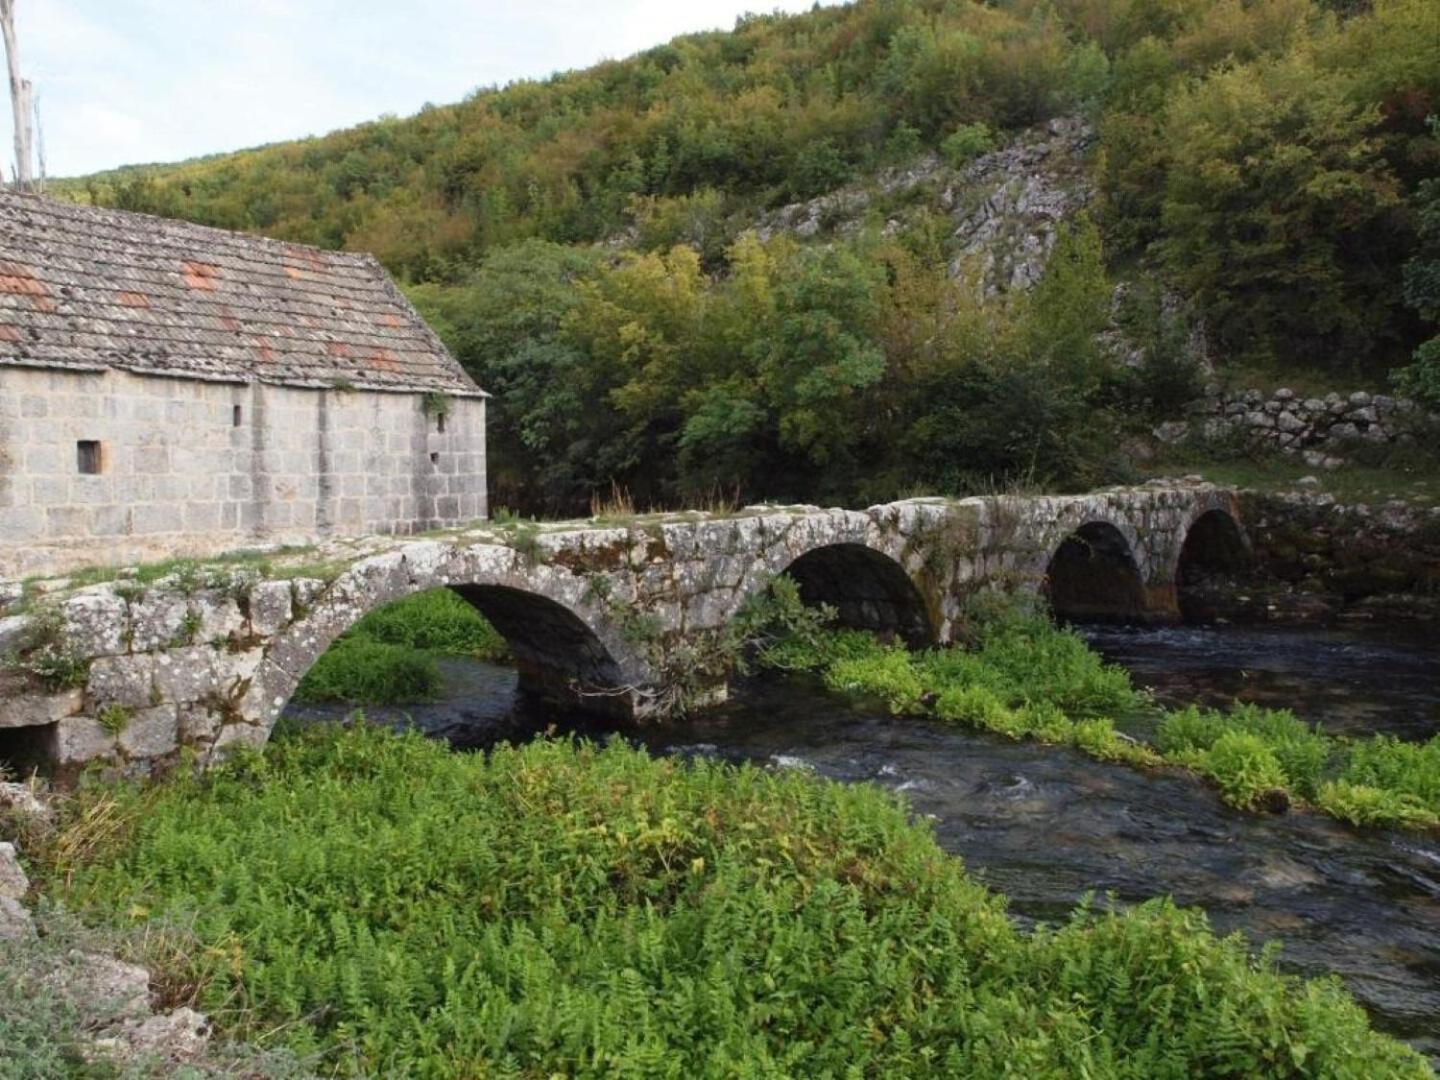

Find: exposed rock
<box><xmin>754</xmin><ymin>116</ymin><xmax>1095</xmax><ymax>295</ymax></box>
<box><xmin>0</xmin><ymin>895</ymin><xmax>34</xmax><ymax>942</ymax></box>
<box><xmin>49</xmin><ymin>951</ymin><xmax>152</xmax><ymax>1026</ymax></box>
<box><xmin>0</xmin><ymin>840</ymin><xmax>28</xmax><ymax>900</ymax></box>
<box><xmin>0</xmin><ymin>780</ymin><xmax>50</xmax><ymax>819</ymax></box>
<box><xmin>90</xmin><ymin>1007</ymin><xmax>211</xmax><ymax>1068</ymax></box>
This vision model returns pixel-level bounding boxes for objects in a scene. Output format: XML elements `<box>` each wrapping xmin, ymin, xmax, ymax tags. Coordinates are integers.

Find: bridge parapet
<box><xmin>0</xmin><ymin>481</ymin><xmax>1241</xmax><ymax>774</ymax></box>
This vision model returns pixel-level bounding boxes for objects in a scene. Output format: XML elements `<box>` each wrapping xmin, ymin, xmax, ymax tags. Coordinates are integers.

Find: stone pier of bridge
<box><xmin>0</xmin><ymin>481</ymin><xmax>1246</xmax><ymax>774</ymax></box>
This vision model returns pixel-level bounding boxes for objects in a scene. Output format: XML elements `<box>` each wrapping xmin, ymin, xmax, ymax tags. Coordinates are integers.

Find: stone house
<box><xmin>0</xmin><ymin>192</ymin><xmax>487</xmax><ymax>580</ymax></box>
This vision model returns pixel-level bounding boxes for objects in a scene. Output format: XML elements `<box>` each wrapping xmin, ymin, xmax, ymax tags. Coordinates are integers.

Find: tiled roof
<box><xmin>0</xmin><ymin>192</ymin><xmax>484</xmax><ymax>396</ymax></box>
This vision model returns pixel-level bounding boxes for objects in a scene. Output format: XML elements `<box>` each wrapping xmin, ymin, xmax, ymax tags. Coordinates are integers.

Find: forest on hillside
<box><xmin>67</xmin><ymin>0</ymin><xmax>1440</xmax><ymax>514</ymax></box>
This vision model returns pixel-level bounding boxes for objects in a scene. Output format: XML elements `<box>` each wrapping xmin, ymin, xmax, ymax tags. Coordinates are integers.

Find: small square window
<box><xmin>233</xmin><ymin>404</ymin><xmax>243</xmax><ymax>427</ymax></box>
<box><xmin>77</xmin><ymin>440</ymin><xmax>102</xmax><ymax>475</ymax></box>
<box><xmin>429</xmin><ymin>452</ymin><xmax>440</xmax><ymax>467</ymax></box>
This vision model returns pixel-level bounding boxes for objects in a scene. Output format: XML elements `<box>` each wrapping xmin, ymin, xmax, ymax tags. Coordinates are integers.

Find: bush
<box><xmin>1340</xmin><ymin>734</ymin><xmax>1440</xmax><ymax>813</ymax></box>
<box><xmin>1315</xmin><ymin>781</ymin><xmax>1440</xmax><ymax>830</ymax></box>
<box><xmin>1158</xmin><ymin>705</ymin><xmax>1332</xmax><ymax>799</ymax></box>
<box><xmin>940</xmin><ymin>121</ymin><xmax>994</xmax><ymax>167</ymax></box>
<box><xmin>27</xmin><ymin>726</ymin><xmax>1429</xmax><ymax>1078</ymax></box>
<box><xmin>1201</xmin><ymin>732</ymin><xmax>1289</xmax><ymax>809</ymax></box>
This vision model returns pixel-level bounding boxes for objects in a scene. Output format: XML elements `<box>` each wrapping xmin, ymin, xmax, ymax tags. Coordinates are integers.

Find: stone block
<box><xmin>0</xmin><ymin>614</ymin><xmax>31</xmax><ymax>656</ymax></box>
<box><xmin>151</xmin><ymin>647</ymin><xmax>218</xmax><ymax>704</ymax></box>
<box><xmin>87</xmin><ymin>656</ymin><xmax>155</xmax><ymax>710</ymax></box>
<box><xmin>62</xmin><ymin>588</ymin><xmax>130</xmax><ymax>657</ymax></box>
<box><xmin>0</xmin><ymin>687</ymin><xmax>83</xmax><ymax>729</ymax></box>
<box><xmin>0</xmin><ymin>841</ymin><xmax>28</xmax><ymax>900</ymax></box>
<box><xmin>54</xmin><ymin>716</ymin><xmax>117</xmax><ymax>765</ymax></box>
<box><xmin>177</xmin><ymin>704</ymin><xmax>222</xmax><ymax>745</ymax></box>
<box><xmin>191</xmin><ymin>591</ymin><xmax>244</xmax><ymax>643</ymax></box>
<box><xmin>246</xmin><ymin>580</ymin><xmax>293</xmax><ymax>635</ymax></box>
<box><xmin>117</xmin><ymin>705</ymin><xmax>178</xmax><ymax>759</ymax></box>
<box><xmin>127</xmin><ymin>593</ymin><xmax>190</xmax><ymax>651</ymax></box>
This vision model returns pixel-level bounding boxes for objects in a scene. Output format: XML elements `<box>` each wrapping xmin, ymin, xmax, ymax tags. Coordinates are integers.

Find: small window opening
<box><xmin>77</xmin><ymin>440</ymin><xmax>102</xmax><ymax>475</ymax></box>
<box><xmin>233</xmin><ymin>404</ymin><xmax>243</xmax><ymax>427</ymax></box>
<box><xmin>436</xmin><ymin>412</ymin><xmax>446</xmax><ymax>434</ymax></box>
<box><xmin>430</xmin><ymin>452</ymin><xmax>440</xmax><ymax>467</ymax></box>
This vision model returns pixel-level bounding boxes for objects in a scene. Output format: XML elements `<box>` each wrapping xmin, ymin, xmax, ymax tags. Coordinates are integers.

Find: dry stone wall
<box><xmin>1155</xmin><ymin>388</ymin><xmax>1434</xmax><ymax>468</ymax></box>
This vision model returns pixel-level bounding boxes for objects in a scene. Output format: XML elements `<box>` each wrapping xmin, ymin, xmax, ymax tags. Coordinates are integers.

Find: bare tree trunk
<box><xmin>0</xmin><ymin>0</ymin><xmax>33</xmax><ymax>189</ymax></box>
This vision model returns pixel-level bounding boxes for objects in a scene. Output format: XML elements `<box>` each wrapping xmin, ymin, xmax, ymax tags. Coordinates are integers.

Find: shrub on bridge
<box><xmin>24</xmin><ymin>724</ymin><xmax>1430</xmax><ymax>1078</ymax></box>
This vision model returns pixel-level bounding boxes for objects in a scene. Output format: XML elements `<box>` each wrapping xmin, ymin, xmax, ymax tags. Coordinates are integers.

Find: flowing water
<box><xmin>285</xmin><ymin>624</ymin><xmax>1440</xmax><ymax>1060</ymax></box>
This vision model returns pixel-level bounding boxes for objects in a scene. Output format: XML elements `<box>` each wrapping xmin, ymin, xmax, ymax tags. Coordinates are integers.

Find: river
<box><xmin>284</xmin><ymin>623</ymin><xmax>1440</xmax><ymax>1060</ymax></box>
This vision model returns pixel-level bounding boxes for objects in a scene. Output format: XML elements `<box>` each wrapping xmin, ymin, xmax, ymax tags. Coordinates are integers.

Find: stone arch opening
<box><xmin>781</xmin><ymin>543</ymin><xmax>934</xmax><ymax>647</ymax></box>
<box><xmin>1044</xmin><ymin>521</ymin><xmax>1147</xmax><ymax>623</ymax></box>
<box><xmin>0</xmin><ymin>721</ymin><xmax>54</xmax><ymax>778</ymax></box>
<box><xmin>446</xmin><ymin>584</ymin><xmax>629</xmax><ymax>711</ymax></box>
<box><xmin>277</xmin><ymin>580</ymin><xmax>635</xmax><ymax>741</ymax></box>
<box><xmin>1176</xmin><ymin>509</ymin><xmax>1249</xmax><ymax>622</ymax></box>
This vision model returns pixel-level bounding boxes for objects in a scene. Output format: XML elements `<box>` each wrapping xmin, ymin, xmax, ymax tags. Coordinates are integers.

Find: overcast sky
<box><xmin>3</xmin><ymin>1</ymin><xmax>831</xmax><ymax>179</ymax></box>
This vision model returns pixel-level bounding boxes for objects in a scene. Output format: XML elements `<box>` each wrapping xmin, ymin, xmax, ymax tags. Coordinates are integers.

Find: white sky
<box><xmin>3</xmin><ymin>1</ymin><xmax>833</xmax><ymax>178</ymax></box>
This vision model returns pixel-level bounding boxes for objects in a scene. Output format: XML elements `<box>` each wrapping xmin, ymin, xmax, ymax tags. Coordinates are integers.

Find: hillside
<box><xmin>60</xmin><ymin>0</ymin><xmax>1440</xmax><ymax>514</ymax></box>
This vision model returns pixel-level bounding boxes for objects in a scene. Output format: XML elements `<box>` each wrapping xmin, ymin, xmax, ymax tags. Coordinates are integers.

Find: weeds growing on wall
<box><xmin>763</xmin><ymin>591</ymin><xmax>1440</xmax><ymax>831</ymax></box>
<box><xmin>22</xmin><ymin>725</ymin><xmax>1429</xmax><ymax>1078</ymax></box>
<box><xmin>293</xmin><ymin>589</ymin><xmax>508</xmax><ymax>705</ymax></box>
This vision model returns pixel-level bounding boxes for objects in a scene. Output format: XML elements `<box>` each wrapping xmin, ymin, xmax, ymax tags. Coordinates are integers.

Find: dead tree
<box><xmin>0</xmin><ymin>0</ymin><xmax>33</xmax><ymax>189</ymax></box>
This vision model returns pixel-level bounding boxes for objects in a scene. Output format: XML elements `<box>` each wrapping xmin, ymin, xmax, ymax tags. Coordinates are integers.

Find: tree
<box><xmin>1159</xmin><ymin>49</ymin><xmax>1405</xmax><ymax>368</ymax></box>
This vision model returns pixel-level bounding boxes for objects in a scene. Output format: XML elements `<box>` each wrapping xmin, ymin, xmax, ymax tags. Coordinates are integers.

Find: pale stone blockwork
<box><xmin>0</xmin><ymin>366</ymin><xmax>487</xmax><ymax>579</ymax></box>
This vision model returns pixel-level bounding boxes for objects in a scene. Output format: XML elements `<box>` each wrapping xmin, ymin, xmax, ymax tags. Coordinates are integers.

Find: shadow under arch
<box><xmin>1043</xmin><ymin>521</ymin><xmax>1147</xmax><ymax>623</ymax></box>
<box><xmin>1175</xmin><ymin>508</ymin><xmax>1250</xmax><ymax>623</ymax></box>
<box><xmin>781</xmin><ymin>543</ymin><xmax>934</xmax><ymax>648</ymax></box>
<box><xmin>446</xmin><ymin>583</ymin><xmax>629</xmax><ymax>709</ymax></box>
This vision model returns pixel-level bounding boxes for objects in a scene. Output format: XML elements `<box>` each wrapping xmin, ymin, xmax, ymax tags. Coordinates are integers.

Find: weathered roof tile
<box><xmin>0</xmin><ymin>192</ymin><xmax>484</xmax><ymax>396</ymax></box>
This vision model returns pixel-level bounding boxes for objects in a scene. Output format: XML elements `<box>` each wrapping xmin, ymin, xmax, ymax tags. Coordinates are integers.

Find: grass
<box><xmin>293</xmin><ymin>589</ymin><xmax>508</xmax><ymax>706</ymax></box>
<box><xmin>760</xmin><ymin>591</ymin><xmax>1440</xmax><ymax>831</ymax></box>
<box><xmin>18</xmin><ymin>723</ymin><xmax>1430</xmax><ymax>1078</ymax></box>
<box><xmin>0</xmin><ymin>905</ymin><xmax>315</xmax><ymax>1079</ymax></box>
<box><xmin>1152</xmin><ymin>454</ymin><xmax>1440</xmax><ymax>504</ymax></box>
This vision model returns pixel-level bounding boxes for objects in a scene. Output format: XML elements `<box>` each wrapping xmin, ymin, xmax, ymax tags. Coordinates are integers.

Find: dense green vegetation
<box><xmin>64</xmin><ymin>0</ymin><xmax>1440</xmax><ymax>514</ymax></box>
<box><xmin>759</xmin><ymin>592</ymin><xmax>1440</xmax><ymax>829</ymax></box>
<box><xmin>293</xmin><ymin>588</ymin><xmax>506</xmax><ymax>705</ymax></box>
<box><xmin>18</xmin><ymin>725</ymin><xmax>1428</xmax><ymax>1077</ymax></box>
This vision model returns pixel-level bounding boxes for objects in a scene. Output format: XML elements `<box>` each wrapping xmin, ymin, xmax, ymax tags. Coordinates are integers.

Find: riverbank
<box><xmin>6</xmin><ymin>724</ymin><xmax>1430</xmax><ymax>1078</ymax></box>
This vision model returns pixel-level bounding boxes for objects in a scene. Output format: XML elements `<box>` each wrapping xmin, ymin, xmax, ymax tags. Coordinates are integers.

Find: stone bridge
<box><xmin>0</xmin><ymin>481</ymin><xmax>1246</xmax><ymax>774</ymax></box>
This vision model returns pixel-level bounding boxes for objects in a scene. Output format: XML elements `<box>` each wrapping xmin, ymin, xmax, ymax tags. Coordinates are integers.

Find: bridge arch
<box><xmin>780</xmin><ymin>542</ymin><xmax>935</xmax><ymax>647</ymax></box>
<box><xmin>1043</xmin><ymin>520</ymin><xmax>1148</xmax><ymax>623</ymax></box>
<box><xmin>1174</xmin><ymin>507</ymin><xmax>1250</xmax><ymax>622</ymax></box>
<box><xmin>209</xmin><ymin>542</ymin><xmax>647</xmax><ymax>760</ymax></box>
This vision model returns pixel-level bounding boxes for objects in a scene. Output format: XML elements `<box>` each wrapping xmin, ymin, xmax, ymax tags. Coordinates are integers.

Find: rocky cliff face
<box><xmin>754</xmin><ymin>116</ymin><xmax>1095</xmax><ymax>294</ymax></box>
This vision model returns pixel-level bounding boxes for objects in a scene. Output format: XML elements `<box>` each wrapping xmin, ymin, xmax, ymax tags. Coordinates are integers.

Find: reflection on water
<box><xmin>285</xmin><ymin>625</ymin><xmax>1440</xmax><ymax>1060</ymax></box>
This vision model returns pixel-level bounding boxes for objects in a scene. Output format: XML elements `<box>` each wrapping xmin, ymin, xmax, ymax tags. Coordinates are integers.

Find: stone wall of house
<box><xmin>1154</xmin><ymin>388</ymin><xmax>1434</xmax><ymax>468</ymax></box>
<box><xmin>0</xmin><ymin>366</ymin><xmax>486</xmax><ymax>580</ymax></box>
